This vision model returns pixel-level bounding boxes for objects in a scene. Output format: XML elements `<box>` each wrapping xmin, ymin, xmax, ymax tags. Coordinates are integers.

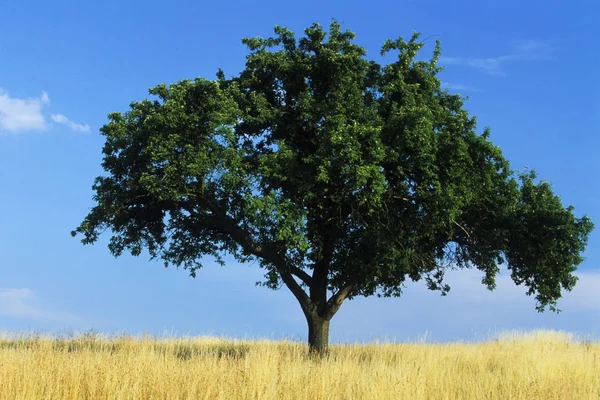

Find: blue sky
<box><xmin>1</xmin><ymin>0</ymin><xmax>599</xmax><ymax>343</ymax></box>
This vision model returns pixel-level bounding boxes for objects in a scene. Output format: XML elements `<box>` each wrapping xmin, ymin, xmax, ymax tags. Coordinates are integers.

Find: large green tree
<box><xmin>73</xmin><ymin>21</ymin><xmax>593</xmax><ymax>354</ymax></box>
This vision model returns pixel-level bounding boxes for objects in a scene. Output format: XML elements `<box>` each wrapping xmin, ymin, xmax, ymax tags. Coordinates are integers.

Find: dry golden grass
<box><xmin>0</xmin><ymin>329</ymin><xmax>597</xmax><ymax>399</ymax></box>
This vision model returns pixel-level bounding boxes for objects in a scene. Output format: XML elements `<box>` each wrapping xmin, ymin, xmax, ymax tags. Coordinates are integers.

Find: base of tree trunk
<box><xmin>307</xmin><ymin>313</ymin><xmax>330</xmax><ymax>357</ymax></box>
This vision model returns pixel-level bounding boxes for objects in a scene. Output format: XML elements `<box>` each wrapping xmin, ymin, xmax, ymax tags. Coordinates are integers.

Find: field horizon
<box><xmin>1</xmin><ymin>328</ymin><xmax>598</xmax><ymax>399</ymax></box>
<box><xmin>1</xmin><ymin>327</ymin><xmax>599</xmax><ymax>345</ymax></box>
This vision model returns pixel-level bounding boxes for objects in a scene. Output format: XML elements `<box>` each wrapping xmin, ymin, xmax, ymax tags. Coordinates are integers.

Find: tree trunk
<box><xmin>306</xmin><ymin>312</ymin><xmax>330</xmax><ymax>356</ymax></box>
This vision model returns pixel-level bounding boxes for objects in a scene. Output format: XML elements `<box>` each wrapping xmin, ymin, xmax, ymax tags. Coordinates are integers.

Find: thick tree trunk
<box><xmin>306</xmin><ymin>312</ymin><xmax>330</xmax><ymax>356</ymax></box>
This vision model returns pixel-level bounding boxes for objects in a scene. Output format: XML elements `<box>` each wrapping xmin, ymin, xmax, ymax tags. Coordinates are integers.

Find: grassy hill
<box><xmin>0</xmin><ymin>329</ymin><xmax>598</xmax><ymax>399</ymax></box>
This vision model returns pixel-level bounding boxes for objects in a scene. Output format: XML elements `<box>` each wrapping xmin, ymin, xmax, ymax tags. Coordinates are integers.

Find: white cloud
<box><xmin>440</xmin><ymin>40</ymin><xmax>555</xmax><ymax>76</ymax></box>
<box><xmin>41</xmin><ymin>92</ymin><xmax>50</xmax><ymax>105</ymax></box>
<box><xmin>0</xmin><ymin>90</ymin><xmax>49</xmax><ymax>132</ymax></box>
<box><xmin>441</xmin><ymin>55</ymin><xmax>512</xmax><ymax>76</ymax></box>
<box><xmin>428</xmin><ymin>267</ymin><xmax>600</xmax><ymax>311</ymax></box>
<box><xmin>557</xmin><ymin>271</ymin><xmax>600</xmax><ymax>311</ymax></box>
<box><xmin>331</xmin><ymin>266</ymin><xmax>600</xmax><ymax>343</ymax></box>
<box><xmin>0</xmin><ymin>288</ymin><xmax>81</xmax><ymax>323</ymax></box>
<box><xmin>190</xmin><ymin>261</ymin><xmax>600</xmax><ymax>343</ymax></box>
<box><xmin>515</xmin><ymin>40</ymin><xmax>554</xmax><ymax>58</ymax></box>
<box><xmin>442</xmin><ymin>82</ymin><xmax>480</xmax><ymax>92</ymax></box>
<box><xmin>0</xmin><ymin>89</ymin><xmax>90</xmax><ymax>134</ymax></box>
<box><xmin>51</xmin><ymin>113</ymin><xmax>90</xmax><ymax>133</ymax></box>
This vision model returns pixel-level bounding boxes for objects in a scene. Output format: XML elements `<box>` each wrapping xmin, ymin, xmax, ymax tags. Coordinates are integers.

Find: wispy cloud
<box><xmin>556</xmin><ymin>271</ymin><xmax>600</xmax><ymax>311</ymax></box>
<box><xmin>0</xmin><ymin>90</ymin><xmax>49</xmax><ymax>132</ymax></box>
<box><xmin>332</xmin><ymin>267</ymin><xmax>600</xmax><ymax>343</ymax></box>
<box><xmin>0</xmin><ymin>89</ymin><xmax>90</xmax><ymax>134</ymax></box>
<box><xmin>514</xmin><ymin>39</ymin><xmax>555</xmax><ymax>58</ymax></box>
<box><xmin>51</xmin><ymin>114</ymin><xmax>90</xmax><ymax>133</ymax></box>
<box><xmin>0</xmin><ymin>288</ymin><xmax>82</xmax><ymax>323</ymax></box>
<box><xmin>440</xmin><ymin>40</ymin><xmax>555</xmax><ymax>76</ymax></box>
<box><xmin>435</xmin><ymin>267</ymin><xmax>600</xmax><ymax>312</ymax></box>
<box><xmin>441</xmin><ymin>55</ymin><xmax>512</xmax><ymax>76</ymax></box>
<box><xmin>192</xmin><ymin>261</ymin><xmax>600</xmax><ymax>343</ymax></box>
<box><xmin>442</xmin><ymin>83</ymin><xmax>480</xmax><ymax>92</ymax></box>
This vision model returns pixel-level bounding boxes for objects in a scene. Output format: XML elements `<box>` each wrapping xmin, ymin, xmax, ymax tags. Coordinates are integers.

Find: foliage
<box><xmin>73</xmin><ymin>21</ymin><xmax>593</xmax><ymax>341</ymax></box>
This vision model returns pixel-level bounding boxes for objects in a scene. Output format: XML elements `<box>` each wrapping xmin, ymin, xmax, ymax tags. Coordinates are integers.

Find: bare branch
<box><xmin>292</xmin><ymin>268</ymin><xmax>313</xmax><ymax>286</ymax></box>
<box><xmin>179</xmin><ymin>190</ymin><xmax>314</xmax><ymax>306</ymax></box>
<box><xmin>207</xmin><ymin>211</ymin><xmax>312</xmax><ymax>306</ymax></box>
<box><xmin>451</xmin><ymin>219</ymin><xmax>471</xmax><ymax>239</ymax></box>
<box><xmin>322</xmin><ymin>284</ymin><xmax>354</xmax><ymax>320</ymax></box>
<box><xmin>279</xmin><ymin>271</ymin><xmax>311</xmax><ymax>307</ymax></box>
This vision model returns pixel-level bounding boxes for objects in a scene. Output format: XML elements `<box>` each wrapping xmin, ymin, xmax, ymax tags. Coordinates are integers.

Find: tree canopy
<box><xmin>73</xmin><ymin>21</ymin><xmax>593</xmax><ymax>354</ymax></box>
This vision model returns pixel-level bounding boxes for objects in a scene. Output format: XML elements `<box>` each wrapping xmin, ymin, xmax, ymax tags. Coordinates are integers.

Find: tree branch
<box><xmin>322</xmin><ymin>283</ymin><xmax>354</xmax><ymax>320</ymax></box>
<box><xmin>207</xmin><ymin>211</ymin><xmax>312</xmax><ymax>305</ymax></box>
<box><xmin>451</xmin><ymin>219</ymin><xmax>471</xmax><ymax>239</ymax></box>
<box><xmin>181</xmin><ymin>194</ymin><xmax>312</xmax><ymax>288</ymax></box>
<box><xmin>293</xmin><ymin>268</ymin><xmax>313</xmax><ymax>287</ymax></box>
<box><xmin>311</xmin><ymin>213</ymin><xmax>343</xmax><ymax>306</ymax></box>
<box><xmin>311</xmin><ymin>237</ymin><xmax>335</xmax><ymax>304</ymax></box>
<box><xmin>279</xmin><ymin>271</ymin><xmax>311</xmax><ymax>307</ymax></box>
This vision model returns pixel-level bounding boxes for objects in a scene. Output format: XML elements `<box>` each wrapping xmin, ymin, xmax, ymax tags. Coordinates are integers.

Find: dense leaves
<box><xmin>74</xmin><ymin>21</ymin><xmax>593</xmax><ymax>334</ymax></box>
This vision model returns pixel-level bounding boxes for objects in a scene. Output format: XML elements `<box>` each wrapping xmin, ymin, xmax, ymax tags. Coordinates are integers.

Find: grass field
<box><xmin>0</xmin><ymin>329</ymin><xmax>598</xmax><ymax>399</ymax></box>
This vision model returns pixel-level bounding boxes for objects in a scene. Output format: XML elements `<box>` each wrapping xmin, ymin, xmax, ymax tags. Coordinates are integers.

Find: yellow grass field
<box><xmin>0</xmin><ymin>329</ymin><xmax>598</xmax><ymax>399</ymax></box>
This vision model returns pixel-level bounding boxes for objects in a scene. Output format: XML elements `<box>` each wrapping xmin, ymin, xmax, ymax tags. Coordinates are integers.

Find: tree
<box><xmin>72</xmin><ymin>21</ymin><xmax>594</xmax><ymax>355</ymax></box>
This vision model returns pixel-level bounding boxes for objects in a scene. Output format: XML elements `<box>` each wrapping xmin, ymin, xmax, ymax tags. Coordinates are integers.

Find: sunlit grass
<box><xmin>0</xmin><ymin>329</ymin><xmax>598</xmax><ymax>399</ymax></box>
